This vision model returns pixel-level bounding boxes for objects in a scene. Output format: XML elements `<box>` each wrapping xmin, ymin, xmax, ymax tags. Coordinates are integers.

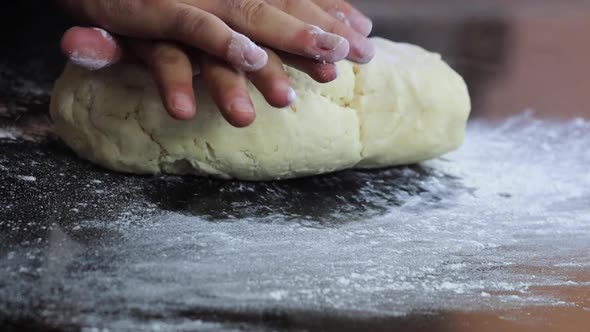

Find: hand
<box><xmin>57</xmin><ymin>0</ymin><xmax>375</xmax><ymax>70</ymax></box>
<box><xmin>61</xmin><ymin>27</ymin><xmax>339</xmax><ymax>127</ymax></box>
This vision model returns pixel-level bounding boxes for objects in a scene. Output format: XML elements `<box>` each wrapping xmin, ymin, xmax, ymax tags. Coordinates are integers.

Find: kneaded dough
<box><xmin>50</xmin><ymin>38</ymin><xmax>471</xmax><ymax>181</ymax></box>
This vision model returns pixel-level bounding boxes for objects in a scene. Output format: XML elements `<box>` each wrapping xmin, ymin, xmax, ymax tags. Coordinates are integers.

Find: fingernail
<box><xmin>287</xmin><ymin>87</ymin><xmax>297</xmax><ymax>104</ymax></box>
<box><xmin>311</xmin><ymin>26</ymin><xmax>346</xmax><ymax>51</ymax></box>
<box><xmin>67</xmin><ymin>27</ymin><xmax>120</xmax><ymax>71</ymax></box>
<box><xmin>350</xmin><ymin>38</ymin><xmax>376</xmax><ymax>64</ymax></box>
<box><xmin>308</xmin><ymin>26</ymin><xmax>350</xmax><ymax>62</ymax></box>
<box><xmin>92</xmin><ymin>27</ymin><xmax>115</xmax><ymax>43</ymax></box>
<box><xmin>229</xmin><ymin>97</ymin><xmax>254</xmax><ymax>113</ymax></box>
<box><xmin>68</xmin><ymin>50</ymin><xmax>111</xmax><ymax>71</ymax></box>
<box><xmin>228</xmin><ymin>32</ymin><xmax>268</xmax><ymax>72</ymax></box>
<box><xmin>244</xmin><ymin>45</ymin><xmax>268</xmax><ymax>70</ymax></box>
<box><xmin>349</xmin><ymin>15</ymin><xmax>373</xmax><ymax>37</ymax></box>
<box><xmin>171</xmin><ymin>93</ymin><xmax>194</xmax><ymax>116</ymax></box>
<box><xmin>277</xmin><ymin>80</ymin><xmax>297</xmax><ymax>105</ymax></box>
<box><xmin>327</xmin><ymin>9</ymin><xmax>373</xmax><ymax>37</ymax></box>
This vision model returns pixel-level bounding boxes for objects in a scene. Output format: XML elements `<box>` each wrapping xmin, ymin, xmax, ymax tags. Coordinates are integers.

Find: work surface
<box><xmin>1</xmin><ymin>1</ymin><xmax>590</xmax><ymax>331</ymax></box>
<box><xmin>2</xmin><ymin>114</ymin><xmax>590</xmax><ymax>331</ymax></box>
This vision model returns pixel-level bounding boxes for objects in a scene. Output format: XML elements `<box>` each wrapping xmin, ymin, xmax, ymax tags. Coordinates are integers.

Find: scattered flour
<box><xmin>16</xmin><ymin>175</ymin><xmax>36</xmax><ymax>182</ymax></box>
<box><xmin>0</xmin><ymin>128</ymin><xmax>20</xmax><ymax>140</ymax></box>
<box><xmin>1</xmin><ymin>113</ymin><xmax>589</xmax><ymax>329</ymax></box>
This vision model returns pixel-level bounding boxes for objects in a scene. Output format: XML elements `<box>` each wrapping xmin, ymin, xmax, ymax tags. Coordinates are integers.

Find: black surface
<box><xmin>0</xmin><ymin>3</ymin><xmax>515</xmax><ymax>332</ymax></box>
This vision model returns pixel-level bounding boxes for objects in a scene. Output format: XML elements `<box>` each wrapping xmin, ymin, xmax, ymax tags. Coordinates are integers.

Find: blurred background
<box><xmin>350</xmin><ymin>0</ymin><xmax>590</xmax><ymax>120</ymax></box>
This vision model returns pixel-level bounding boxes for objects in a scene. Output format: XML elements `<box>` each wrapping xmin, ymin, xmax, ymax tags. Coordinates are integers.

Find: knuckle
<box><xmin>271</xmin><ymin>0</ymin><xmax>289</xmax><ymax>11</ymax></box>
<box><xmin>321</xmin><ymin>0</ymin><xmax>345</xmax><ymax>12</ymax></box>
<box><xmin>151</xmin><ymin>43</ymin><xmax>185</xmax><ymax>66</ymax></box>
<box><xmin>338</xmin><ymin>0</ymin><xmax>354</xmax><ymax>12</ymax></box>
<box><xmin>283</xmin><ymin>0</ymin><xmax>311</xmax><ymax>13</ymax></box>
<box><xmin>140</xmin><ymin>0</ymin><xmax>171</xmax><ymax>8</ymax></box>
<box><xmin>229</xmin><ymin>0</ymin><xmax>267</xmax><ymax>24</ymax></box>
<box><xmin>92</xmin><ymin>0</ymin><xmax>173</xmax><ymax>32</ymax></box>
<box><xmin>326</xmin><ymin>19</ymin><xmax>345</xmax><ymax>35</ymax></box>
<box><xmin>99</xmin><ymin>0</ymin><xmax>144</xmax><ymax>17</ymax></box>
<box><xmin>171</xmin><ymin>7</ymin><xmax>212</xmax><ymax>40</ymax></box>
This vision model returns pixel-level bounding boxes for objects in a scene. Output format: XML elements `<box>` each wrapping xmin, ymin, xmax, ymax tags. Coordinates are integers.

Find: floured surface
<box><xmin>1</xmin><ymin>114</ymin><xmax>590</xmax><ymax>330</ymax></box>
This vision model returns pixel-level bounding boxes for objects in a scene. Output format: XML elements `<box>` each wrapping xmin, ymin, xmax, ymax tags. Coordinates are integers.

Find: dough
<box><xmin>50</xmin><ymin>38</ymin><xmax>471</xmax><ymax>181</ymax></box>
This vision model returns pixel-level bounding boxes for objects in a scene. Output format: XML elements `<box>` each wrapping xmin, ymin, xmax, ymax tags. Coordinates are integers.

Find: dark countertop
<box><xmin>1</xmin><ymin>2</ymin><xmax>590</xmax><ymax>331</ymax></box>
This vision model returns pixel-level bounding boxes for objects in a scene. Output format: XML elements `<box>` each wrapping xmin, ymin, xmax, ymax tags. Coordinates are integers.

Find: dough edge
<box><xmin>50</xmin><ymin>37</ymin><xmax>471</xmax><ymax>181</ymax></box>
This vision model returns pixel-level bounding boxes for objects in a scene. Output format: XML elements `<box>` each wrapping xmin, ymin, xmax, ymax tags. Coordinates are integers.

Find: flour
<box><xmin>0</xmin><ymin>128</ymin><xmax>18</xmax><ymax>140</ymax></box>
<box><xmin>92</xmin><ymin>27</ymin><xmax>114</xmax><ymax>43</ymax></box>
<box><xmin>227</xmin><ymin>32</ymin><xmax>268</xmax><ymax>72</ymax></box>
<box><xmin>68</xmin><ymin>51</ymin><xmax>111</xmax><ymax>71</ymax></box>
<box><xmin>1</xmin><ymin>114</ymin><xmax>589</xmax><ymax>329</ymax></box>
<box><xmin>333</xmin><ymin>11</ymin><xmax>352</xmax><ymax>27</ymax></box>
<box><xmin>16</xmin><ymin>175</ymin><xmax>36</xmax><ymax>182</ymax></box>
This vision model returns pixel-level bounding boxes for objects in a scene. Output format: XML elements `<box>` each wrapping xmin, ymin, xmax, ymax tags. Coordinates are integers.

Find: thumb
<box><xmin>60</xmin><ymin>27</ymin><xmax>124</xmax><ymax>71</ymax></box>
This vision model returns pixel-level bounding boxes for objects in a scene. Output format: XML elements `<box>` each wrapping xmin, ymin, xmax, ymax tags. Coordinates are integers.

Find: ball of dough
<box><xmin>50</xmin><ymin>38</ymin><xmax>471</xmax><ymax>181</ymax></box>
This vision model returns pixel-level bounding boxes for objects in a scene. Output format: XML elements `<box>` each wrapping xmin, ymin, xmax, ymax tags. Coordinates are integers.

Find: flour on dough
<box><xmin>50</xmin><ymin>38</ymin><xmax>471</xmax><ymax>181</ymax></box>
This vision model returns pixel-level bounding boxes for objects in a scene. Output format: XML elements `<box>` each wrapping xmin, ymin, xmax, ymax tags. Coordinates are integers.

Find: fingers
<box><xmin>128</xmin><ymin>40</ymin><xmax>197</xmax><ymax>120</ymax></box>
<box><xmin>59</xmin><ymin>0</ymin><xmax>370</xmax><ymax>71</ymax></box>
<box><xmin>60</xmin><ymin>26</ymin><xmax>123</xmax><ymax>70</ymax></box>
<box><xmin>60</xmin><ymin>0</ymin><xmax>269</xmax><ymax>72</ymax></box>
<box><xmin>311</xmin><ymin>0</ymin><xmax>373</xmax><ymax>36</ymax></box>
<box><xmin>167</xmin><ymin>4</ymin><xmax>269</xmax><ymax>72</ymax></box>
<box><xmin>60</xmin><ymin>25</ymin><xmax>197</xmax><ymax>120</ymax></box>
<box><xmin>61</xmin><ymin>0</ymin><xmax>174</xmax><ymax>38</ymax></box>
<box><xmin>247</xmin><ymin>49</ymin><xmax>296</xmax><ymax>108</ymax></box>
<box><xmin>200</xmin><ymin>55</ymin><xmax>256</xmax><ymax>128</ymax></box>
<box><xmin>279</xmin><ymin>53</ymin><xmax>339</xmax><ymax>83</ymax></box>
<box><xmin>185</xmin><ymin>0</ymin><xmax>350</xmax><ymax>63</ymax></box>
<box><xmin>265</xmin><ymin>0</ymin><xmax>375</xmax><ymax>63</ymax></box>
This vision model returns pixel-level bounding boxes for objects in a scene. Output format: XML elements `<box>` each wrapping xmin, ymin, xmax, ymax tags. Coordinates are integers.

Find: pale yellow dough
<box><xmin>50</xmin><ymin>38</ymin><xmax>471</xmax><ymax>181</ymax></box>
